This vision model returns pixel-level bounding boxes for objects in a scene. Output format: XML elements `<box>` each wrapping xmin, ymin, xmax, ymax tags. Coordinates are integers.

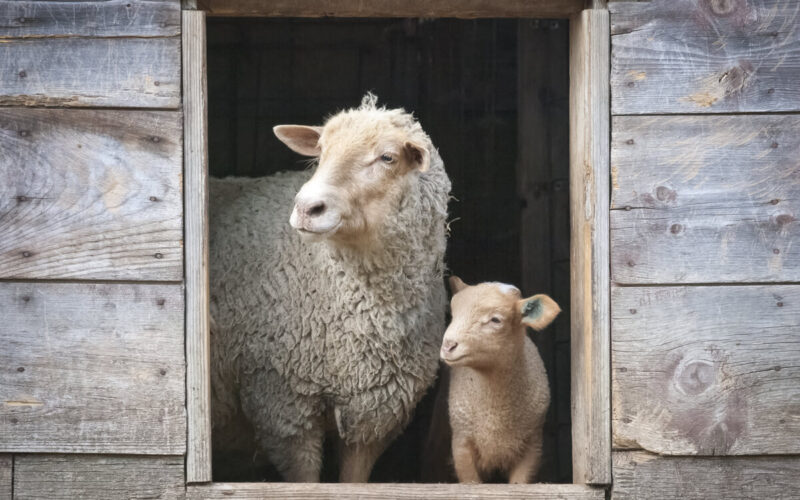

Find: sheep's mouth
<box><xmin>440</xmin><ymin>353</ymin><xmax>469</xmax><ymax>365</ymax></box>
<box><xmin>296</xmin><ymin>220</ymin><xmax>342</xmax><ymax>237</ymax></box>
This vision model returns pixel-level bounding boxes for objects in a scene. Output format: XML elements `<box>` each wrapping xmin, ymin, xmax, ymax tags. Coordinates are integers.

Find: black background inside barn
<box><xmin>207</xmin><ymin>17</ymin><xmax>571</xmax><ymax>483</ymax></box>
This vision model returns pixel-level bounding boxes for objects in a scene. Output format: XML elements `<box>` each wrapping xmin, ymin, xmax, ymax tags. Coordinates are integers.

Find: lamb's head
<box><xmin>274</xmin><ymin>94</ymin><xmax>432</xmax><ymax>246</ymax></box>
<box><xmin>441</xmin><ymin>277</ymin><xmax>560</xmax><ymax>369</ymax></box>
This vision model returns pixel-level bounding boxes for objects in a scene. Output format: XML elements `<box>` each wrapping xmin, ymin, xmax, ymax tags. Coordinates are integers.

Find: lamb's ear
<box><xmin>449</xmin><ymin>276</ymin><xmax>468</xmax><ymax>295</ymax></box>
<box><xmin>405</xmin><ymin>141</ymin><xmax>430</xmax><ymax>172</ymax></box>
<box><xmin>273</xmin><ymin>125</ymin><xmax>322</xmax><ymax>157</ymax></box>
<box><xmin>518</xmin><ymin>294</ymin><xmax>561</xmax><ymax>331</ymax></box>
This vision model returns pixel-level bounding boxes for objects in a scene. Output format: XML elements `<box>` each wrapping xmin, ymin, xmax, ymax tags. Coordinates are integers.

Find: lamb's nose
<box><xmin>304</xmin><ymin>201</ymin><xmax>326</xmax><ymax>218</ymax></box>
<box><xmin>442</xmin><ymin>340</ymin><xmax>458</xmax><ymax>353</ymax></box>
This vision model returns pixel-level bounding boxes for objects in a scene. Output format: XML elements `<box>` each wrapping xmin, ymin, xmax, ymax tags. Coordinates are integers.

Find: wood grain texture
<box><xmin>0</xmin><ymin>108</ymin><xmax>183</xmax><ymax>281</ymax></box>
<box><xmin>612</xmin><ymin>285</ymin><xmax>800</xmax><ymax>455</ymax></box>
<box><xmin>13</xmin><ymin>455</ymin><xmax>184</xmax><ymax>500</ymax></box>
<box><xmin>0</xmin><ymin>455</ymin><xmax>10</xmax><ymax>500</ymax></box>
<box><xmin>203</xmin><ymin>0</ymin><xmax>584</xmax><ymax>17</ymax></box>
<box><xmin>569</xmin><ymin>8</ymin><xmax>611</xmax><ymax>485</ymax></box>
<box><xmin>610</xmin><ymin>115</ymin><xmax>800</xmax><ymax>284</ymax></box>
<box><xmin>612</xmin><ymin>451</ymin><xmax>800</xmax><ymax>500</ymax></box>
<box><xmin>610</xmin><ymin>0</ymin><xmax>800</xmax><ymax>114</ymax></box>
<box><xmin>0</xmin><ymin>0</ymin><xmax>180</xmax><ymax>38</ymax></box>
<box><xmin>183</xmin><ymin>9</ymin><xmax>212</xmax><ymax>484</ymax></box>
<box><xmin>187</xmin><ymin>483</ymin><xmax>606</xmax><ymax>500</ymax></box>
<box><xmin>0</xmin><ymin>282</ymin><xmax>186</xmax><ymax>454</ymax></box>
<box><xmin>0</xmin><ymin>37</ymin><xmax>179</xmax><ymax>108</ymax></box>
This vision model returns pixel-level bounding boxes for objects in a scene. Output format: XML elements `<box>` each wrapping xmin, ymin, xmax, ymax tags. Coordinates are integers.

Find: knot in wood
<box><xmin>709</xmin><ymin>0</ymin><xmax>737</xmax><ymax>15</ymax></box>
<box><xmin>656</xmin><ymin>185</ymin><xmax>677</xmax><ymax>202</ymax></box>
<box><xmin>675</xmin><ymin>359</ymin><xmax>716</xmax><ymax>396</ymax></box>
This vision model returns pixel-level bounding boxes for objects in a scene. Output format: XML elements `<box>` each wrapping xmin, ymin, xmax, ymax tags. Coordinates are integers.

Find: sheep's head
<box><xmin>274</xmin><ymin>94</ymin><xmax>431</xmax><ymax>246</ymax></box>
<box><xmin>441</xmin><ymin>277</ymin><xmax>560</xmax><ymax>369</ymax></box>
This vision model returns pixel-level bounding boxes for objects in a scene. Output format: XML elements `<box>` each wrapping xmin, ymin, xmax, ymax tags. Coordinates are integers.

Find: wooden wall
<box><xmin>609</xmin><ymin>1</ymin><xmax>800</xmax><ymax>498</ymax></box>
<box><xmin>0</xmin><ymin>1</ymin><xmax>186</xmax><ymax>498</ymax></box>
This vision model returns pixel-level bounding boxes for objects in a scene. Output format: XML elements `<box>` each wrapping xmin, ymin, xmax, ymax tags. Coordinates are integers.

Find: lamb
<box><xmin>209</xmin><ymin>94</ymin><xmax>451</xmax><ymax>482</ymax></box>
<box><xmin>440</xmin><ymin>276</ymin><xmax>560</xmax><ymax>483</ymax></box>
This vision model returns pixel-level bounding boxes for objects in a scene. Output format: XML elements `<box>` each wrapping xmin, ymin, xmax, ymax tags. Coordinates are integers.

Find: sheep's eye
<box><xmin>490</xmin><ymin>316</ymin><xmax>502</xmax><ymax>324</ymax></box>
<box><xmin>380</xmin><ymin>153</ymin><xmax>394</xmax><ymax>163</ymax></box>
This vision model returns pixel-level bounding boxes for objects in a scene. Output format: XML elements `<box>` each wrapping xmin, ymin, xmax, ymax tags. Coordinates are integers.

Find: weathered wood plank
<box><xmin>203</xmin><ymin>0</ymin><xmax>584</xmax><ymax>17</ymax></box>
<box><xmin>569</xmin><ymin>8</ymin><xmax>611</xmax><ymax>485</ymax></box>
<box><xmin>610</xmin><ymin>0</ymin><xmax>800</xmax><ymax>114</ymax></box>
<box><xmin>0</xmin><ymin>455</ymin><xmax>10</xmax><ymax>500</ymax></box>
<box><xmin>188</xmin><ymin>483</ymin><xmax>606</xmax><ymax>500</ymax></box>
<box><xmin>183</xmin><ymin>9</ymin><xmax>212</xmax><ymax>484</ymax></box>
<box><xmin>610</xmin><ymin>115</ymin><xmax>800</xmax><ymax>284</ymax></box>
<box><xmin>0</xmin><ymin>282</ymin><xmax>186</xmax><ymax>454</ymax></box>
<box><xmin>612</xmin><ymin>285</ymin><xmax>800</xmax><ymax>455</ymax></box>
<box><xmin>0</xmin><ymin>108</ymin><xmax>183</xmax><ymax>280</ymax></box>
<box><xmin>13</xmin><ymin>455</ymin><xmax>184</xmax><ymax>500</ymax></box>
<box><xmin>0</xmin><ymin>0</ymin><xmax>180</xmax><ymax>38</ymax></box>
<box><xmin>0</xmin><ymin>37</ymin><xmax>180</xmax><ymax>108</ymax></box>
<box><xmin>612</xmin><ymin>451</ymin><xmax>800</xmax><ymax>500</ymax></box>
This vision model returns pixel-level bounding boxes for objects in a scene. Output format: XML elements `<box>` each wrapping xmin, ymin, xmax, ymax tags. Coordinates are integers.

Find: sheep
<box><xmin>208</xmin><ymin>94</ymin><xmax>451</xmax><ymax>483</ymax></box>
<box><xmin>440</xmin><ymin>276</ymin><xmax>560</xmax><ymax>484</ymax></box>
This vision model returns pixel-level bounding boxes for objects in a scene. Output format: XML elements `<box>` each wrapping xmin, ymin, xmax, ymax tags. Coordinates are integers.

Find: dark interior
<box><xmin>207</xmin><ymin>17</ymin><xmax>571</xmax><ymax>483</ymax></box>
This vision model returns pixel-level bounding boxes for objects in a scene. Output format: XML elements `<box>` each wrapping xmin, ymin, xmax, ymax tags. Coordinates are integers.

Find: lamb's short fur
<box><xmin>440</xmin><ymin>277</ymin><xmax>559</xmax><ymax>484</ymax></box>
<box><xmin>209</xmin><ymin>96</ymin><xmax>451</xmax><ymax>482</ymax></box>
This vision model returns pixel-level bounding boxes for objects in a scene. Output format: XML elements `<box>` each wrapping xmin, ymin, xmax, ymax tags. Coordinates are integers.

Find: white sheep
<box><xmin>440</xmin><ymin>277</ymin><xmax>559</xmax><ymax>483</ymax></box>
<box><xmin>209</xmin><ymin>94</ymin><xmax>451</xmax><ymax>482</ymax></box>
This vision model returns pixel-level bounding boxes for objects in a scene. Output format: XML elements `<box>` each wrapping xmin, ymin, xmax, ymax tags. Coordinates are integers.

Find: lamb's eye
<box><xmin>490</xmin><ymin>316</ymin><xmax>502</xmax><ymax>324</ymax></box>
<box><xmin>380</xmin><ymin>153</ymin><xmax>394</xmax><ymax>163</ymax></box>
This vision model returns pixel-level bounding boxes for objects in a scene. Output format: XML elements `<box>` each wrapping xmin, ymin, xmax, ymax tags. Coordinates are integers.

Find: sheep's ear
<box><xmin>518</xmin><ymin>294</ymin><xmax>560</xmax><ymax>331</ymax></box>
<box><xmin>273</xmin><ymin>125</ymin><xmax>322</xmax><ymax>157</ymax></box>
<box><xmin>405</xmin><ymin>141</ymin><xmax>430</xmax><ymax>172</ymax></box>
<box><xmin>449</xmin><ymin>276</ymin><xmax>468</xmax><ymax>294</ymax></box>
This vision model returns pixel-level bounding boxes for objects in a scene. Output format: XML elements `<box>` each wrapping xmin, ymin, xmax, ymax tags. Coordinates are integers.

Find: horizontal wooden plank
<box><xmin>0</xmin><ymin>37</ymin><xmax>180</xmax><ymax>108</ymax></box>
<box><xmin>188</xmin><ymin>483</ymin><xmax>606</xmax><ymax>500</ymax></box>
<box><xmin>14</xmin><ymin>455</ymin><xmax>184</xmax><ymax>500</ymax></box>
<box><xmin>0</xmin><ymin>455</ymin><xmax>10</xmax><ymax>500</ymax></box>
<box><xmin>0</xmin><ymin>282</ymin><xmax>186</xmax><ymax>454</ymax></box>
<box><xmin>0</xmin><ymin>0</ymin><xmax>180</xmax><ymax>38</ymax></box>
<box><xmin>612</xmin><ymin>285</ymin><xmax>800</xmax><ymax>455</ymax></box>
<box><xmin>611</xmin><ymin>115</ymin><xmax>800</xmax><ymax>284</ymax></box>
<box><xmin>0</xmin><ymin>108</ymin><xmax>183</xmax><ymax>280</ymax></box>
<box><xmin>610</xmin><ymin>0</ymin><xmax>800</xmax><ymax>114</ymax></box>
<box><xmin>204</xmin><ymin>0</ymin><xmax>584</xmax><ymax>18</ymax></box>
<box><xmin>612</xmin><ymin>451</ymin><xmax>800</xmax><ymax>500</ymax></box>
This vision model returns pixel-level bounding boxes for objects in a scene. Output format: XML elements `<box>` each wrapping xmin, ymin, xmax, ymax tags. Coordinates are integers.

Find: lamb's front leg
<box><xmin>452</xmin><ymin>436</ymin><xmax>481</xmax><ymax>483</ymax></box>
<box><xmin>508</xmin><ymin>439</ymin><xmax>542</xmax><ymax>484</ymax></box>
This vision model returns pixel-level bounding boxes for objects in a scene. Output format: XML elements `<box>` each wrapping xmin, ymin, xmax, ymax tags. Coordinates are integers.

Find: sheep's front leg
<box><xmin>338</xmin><ymin>435</ymin><xmax>391</xmax><ymax>483</ymax></box>
<box><xmin>508</xmin><ymin>440</ymin><xmax>542</xmax><ymax>484</ymax></box>
<box><xmin>452</xmin><ymin>437</ymin><xmax>481</xmax><ymax>483</ymax></box>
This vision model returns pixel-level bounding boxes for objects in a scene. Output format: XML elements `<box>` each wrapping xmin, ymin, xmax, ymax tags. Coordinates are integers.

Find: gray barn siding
<box><xmin>0</xmin><ymin>0</ymin><xmax>185</xmax><ymax>497</ymax></box>
<box><xmin>610</xmin><ymin>0</ymin><xmax>800</xmax><ymax>497</ymax></box>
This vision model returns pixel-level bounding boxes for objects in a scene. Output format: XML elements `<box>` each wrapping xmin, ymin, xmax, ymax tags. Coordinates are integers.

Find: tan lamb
<box><xmin>440</xmin><ymin>277</ymin><xmax>560</xmax><ymax>483</ymax></box>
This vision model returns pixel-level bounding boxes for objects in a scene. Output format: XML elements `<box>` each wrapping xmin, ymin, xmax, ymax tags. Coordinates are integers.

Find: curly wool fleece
<box><xmin>208</xmin><ymin>119</ymin><xmax>451</xmax><ymax>465</ymax></box>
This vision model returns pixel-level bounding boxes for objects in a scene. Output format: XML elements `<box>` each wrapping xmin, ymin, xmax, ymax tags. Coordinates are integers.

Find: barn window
<box><xmin>183</xmin><ymin>1</ymin><xmax>609</xmax><ymax>496</ymax></box>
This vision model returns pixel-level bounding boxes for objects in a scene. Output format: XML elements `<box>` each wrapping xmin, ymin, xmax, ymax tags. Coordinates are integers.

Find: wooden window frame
<box><xmin>183</xmin><ymin>1</ymin><xmax>610</xmax><ymax>495</ymax></box>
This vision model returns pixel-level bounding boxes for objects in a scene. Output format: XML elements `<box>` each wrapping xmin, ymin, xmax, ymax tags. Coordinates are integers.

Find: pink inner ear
<box><xmin>274</xmin><ymin>125</ymin><xmax>322</xmax><ymax>156</ymax></box>
<box><xmin>406</xmin><ymin>144</ymin><xmax>423</xmax><ymax>164</ymax></box>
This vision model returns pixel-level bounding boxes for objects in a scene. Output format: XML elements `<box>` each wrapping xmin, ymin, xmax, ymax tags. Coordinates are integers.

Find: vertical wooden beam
<box><xmin>569</xmin><ymin>7</ymin><xmax>610</xmax><ymax>485</ymax></box>
<box><xmin>0</xmin><ymin>455</ymin><xmax>10</xmax><ymax>499</ymax></box>
<box><xmin>183</xmin><ymin>9</ymin><xmax>212</xmax><ymax>483</ymax></box>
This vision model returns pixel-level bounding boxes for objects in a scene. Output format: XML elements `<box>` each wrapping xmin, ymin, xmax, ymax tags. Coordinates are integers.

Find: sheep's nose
<box><xmin>442</xmin><ymin>339</ymin><xmax>458</xmax><ymax>353</ymax></box>
<box><xmin>302</xmin><ymin>200</ymin><xmax>326</xmax><ymax>218</ymax></box>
